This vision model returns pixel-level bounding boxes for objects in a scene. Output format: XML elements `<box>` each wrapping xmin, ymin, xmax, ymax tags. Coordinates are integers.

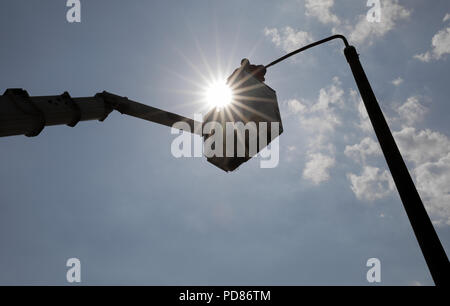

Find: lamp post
<box><xmin>263</xmin><ymin>35</ymin><xmax>449</xmax><ymax>286</ymax></box>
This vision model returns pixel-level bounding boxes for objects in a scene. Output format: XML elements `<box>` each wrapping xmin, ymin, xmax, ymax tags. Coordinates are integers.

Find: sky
<box><xmin>0</xmin><ymin>0</ymin><xmax>449</xmax><ymax>285</ymax></box>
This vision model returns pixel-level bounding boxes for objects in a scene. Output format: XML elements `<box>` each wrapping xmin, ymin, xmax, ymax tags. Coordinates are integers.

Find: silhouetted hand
<box><xmin>228</xmin><ymin>58</ymin><xmax>267</xmax><ymax>84</ymax></box>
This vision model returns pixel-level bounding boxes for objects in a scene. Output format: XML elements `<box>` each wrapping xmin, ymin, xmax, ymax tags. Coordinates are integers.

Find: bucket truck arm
<box><xmin>0</xmin><ymin>88</ymin><xmax>202</xmax><ymax>138</ymax></box>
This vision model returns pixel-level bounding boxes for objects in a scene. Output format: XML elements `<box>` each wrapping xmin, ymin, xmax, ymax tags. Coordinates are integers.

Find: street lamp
<box><xmin>196</xmin><ymin>35</ymin><xmax>449</xmax><ymax>286</ymax></box>
<box><xmin>0</xmin><ymin>35</ymin><xmax>448</xmax><ymax>286</ymax></box>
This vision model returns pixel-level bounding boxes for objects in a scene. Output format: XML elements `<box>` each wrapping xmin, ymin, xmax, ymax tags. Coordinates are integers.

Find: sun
<box><xmin>205</xmin><ymin>81</ymin><xmax>233</xmax><ymax>109</ymax></box>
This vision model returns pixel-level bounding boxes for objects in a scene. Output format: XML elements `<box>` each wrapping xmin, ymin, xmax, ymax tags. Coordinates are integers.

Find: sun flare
<box><xmin>205</xmin><ymin>81</ymin><xmax>233</xmax><ymax>109</ymax></box>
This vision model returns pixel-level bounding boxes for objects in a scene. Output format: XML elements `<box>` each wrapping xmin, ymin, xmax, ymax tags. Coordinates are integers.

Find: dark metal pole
<box><xmin>344</xmin><ymin>45</ymin><xmax>449</xmax><ymax>286</ymax></box>
<box><xmin>266</xmin><ymin>36</ymin><xmax>449</xmax><ymax>285</ymax></box>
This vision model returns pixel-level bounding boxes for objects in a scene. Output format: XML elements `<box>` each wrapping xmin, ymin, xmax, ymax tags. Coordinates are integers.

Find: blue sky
<box><xmin>0</xmin><ymin>0</ymin><xmax>449</xmax><ymax>285</ymax></box>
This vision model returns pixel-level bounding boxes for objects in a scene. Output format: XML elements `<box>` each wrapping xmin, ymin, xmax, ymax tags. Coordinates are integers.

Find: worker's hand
<box><xmin>228</xmin><ymin>59</ymin><xmax>267</xmax><ymax>84</ymax></box>
<box><xmin>241</xmin><ymin>58</ymin><xmax>266</xmax><ymax>82</ymax></box>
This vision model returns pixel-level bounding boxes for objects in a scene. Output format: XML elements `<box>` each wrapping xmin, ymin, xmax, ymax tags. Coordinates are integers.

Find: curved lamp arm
<box><xmin>265</xmin><ymin>34</ymin><xmax>349</xmax><ymax>69</ymax></box>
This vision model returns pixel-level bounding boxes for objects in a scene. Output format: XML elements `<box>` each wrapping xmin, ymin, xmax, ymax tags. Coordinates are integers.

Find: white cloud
<box><xmin>392</xmin><ymin>127</ymin><xmax>450</xmax><ymax>225</ymax></box>
<box><xmin>267</xmin><ymin>0</ymin><xmax>409</xmax><ymax>51</ymax></box>
<box><xmin>349</xmin><ymin>89</ymin><xmax>372</xmax><ymax>132</ymax></box>
<box><xmin>345</xmin><ymin>137</ymin><xmax>381</xmax><ymax>164</ymax></box>
<box><xmin>413</xmin><ymin>152</ymin><xmax>450</xmax><ymax>226</ymax></box>
<box><xmin>287</xmin><ymin>99</ymin><xmax>307</xmax><ymax>114</ymax></box>
<box><xmin>393</xmin><ymin>127</ymin><xmax>450</xmax><ymax>166</ymax></box>
<box><xmin>334</xmin><ymin>0</ymin><xmax>410</xmax><ymax>46</ymax></box>
<box><xmin>300</xmin><ymin>112</ymin><xmax>341</xmax><ymax>135</ymax></box>
<box><xmin>284</xmin><ymin>75</ymin><xmax>450</xmax><ymax>225</ymax></box>
<box><xmin>284</xmin><ymin>78</ymin><xmax>347</xmax><ymax>185</ymax></box>
<box><xmin>414</xmin><ymin>52</ymin><xmax>432</xmax><ymax>63</ymax></box>
<box><xmin>263</xmin><ymin>27</ymin><xmax>281</xmax><ymax>47</ymax></box>
<box><xmin>264</xmin><ymin>5</ymin><xmax>449</xmax><ymax>225</ymax></box>
<box><xmin>396</xmin><ymin>96</ymin><xmax>428</xmax><ymax>125</ymax></box>
<box><xmin>312</xmin><ymin>77</ymin><xmax>345</xmax><ymax>111</ymax></box>
<box><xmin>305</xmin><ymin>0</ymin><xmax>340</xmax><ymax>25</ymax></box>
<box><xmin>444</xmin><ymin>13</ymin><xmax>450</xmax><ymax>23</ymax></box>
<box><xmin>285</xmin><ymin>77</ymin><xmax>345</xmax><ymax>137</ymax></box>
<box><xmin>298</xmin><ymin>77</ymin><xmax>345</xmax><ymax>137</ymax></box>
<box><xmin>348</xmin><ymin>166</ymin><xmax>395</xmax><ymax>201</ymax></box>
<box><xmin>391</xmin><ymin>77</ymin><xmax>403</xmax><ymax>86</ymax></box>
<box><xmin>358</xmin><ymin>103</ymin><xmax>372</xmax><ymax>132</ymax></box>
<box><xmin>303</xmin><ymin>152</ymin><xmax>336</xmax><ymax>185</ymax></box>
<box><xmin>414</xmin><ymin>20</ymin><xmax>450</xmax><ymax>62</ymax></box>
<box><xmin>347</xmin><ymin>102</ymin><xmax>450</xmax><ymax>225</ymax></box>
<box><xmin>264</xmin><ymin>26</ymin><xmax>313</xmax><ymax>53</ymax></box>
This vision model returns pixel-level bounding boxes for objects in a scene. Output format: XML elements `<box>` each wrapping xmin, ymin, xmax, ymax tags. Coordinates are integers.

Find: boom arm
<box><xmin>0</xmin><ymin>89</ymin><xmax>202</xmax><ymax>138</ymax></box>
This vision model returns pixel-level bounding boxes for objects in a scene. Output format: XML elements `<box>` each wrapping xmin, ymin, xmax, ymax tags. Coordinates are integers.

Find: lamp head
<box><xmin>203</xmin><ymin>59</ymin><xmax>283</xmax><ymax>172</ymax></box>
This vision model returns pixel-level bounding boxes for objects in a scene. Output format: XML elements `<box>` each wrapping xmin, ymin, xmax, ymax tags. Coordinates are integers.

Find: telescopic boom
<box><xmin>0</xmin><ymin>88</ymin><xmax>201</xmax><ymax>138</ymax></box>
